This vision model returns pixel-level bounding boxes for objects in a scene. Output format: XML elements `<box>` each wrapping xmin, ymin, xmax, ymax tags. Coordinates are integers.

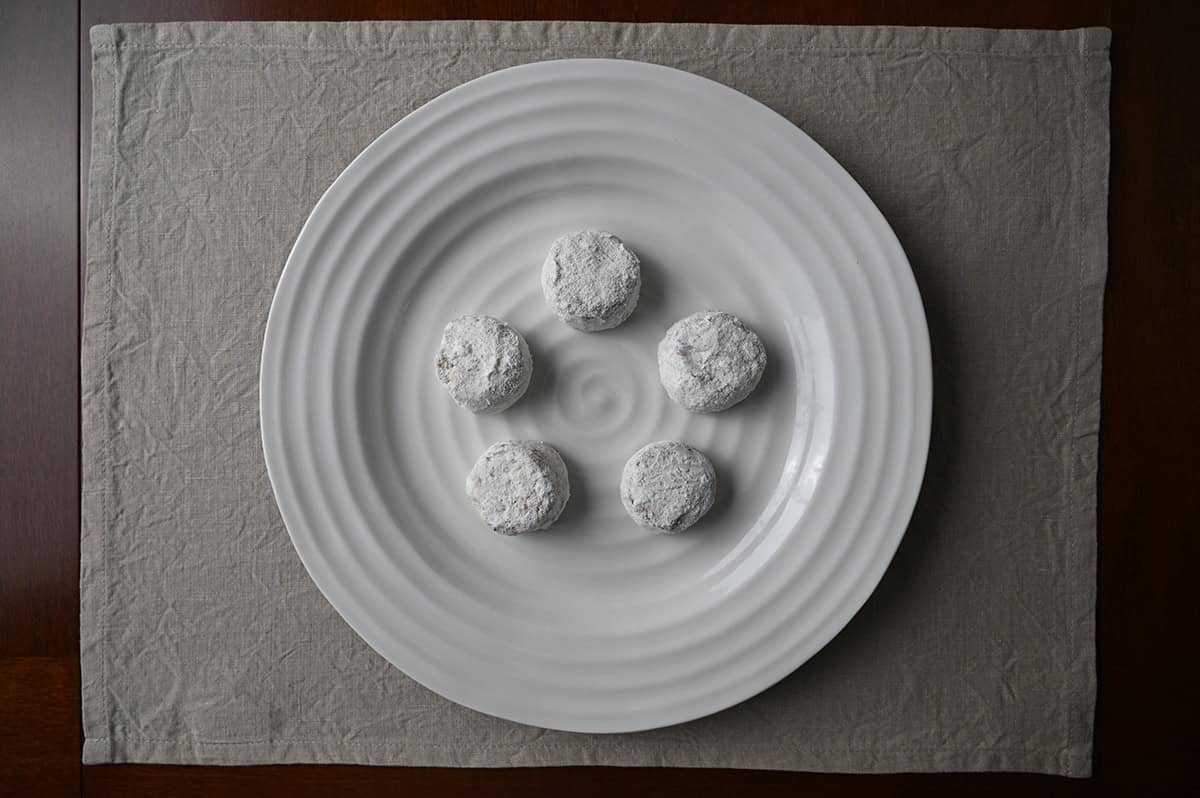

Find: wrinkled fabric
<box><xmin>81</xmin><ymin>21</ymin><xmax>1109</xmax><ymax>774</ymax></box>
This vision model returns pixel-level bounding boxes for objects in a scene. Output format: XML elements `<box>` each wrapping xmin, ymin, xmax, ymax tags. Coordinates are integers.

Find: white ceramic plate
<box><xmin>261</xmin><ymin>59</ymin><xmax>931</xmax><ymax>733</ymax></box>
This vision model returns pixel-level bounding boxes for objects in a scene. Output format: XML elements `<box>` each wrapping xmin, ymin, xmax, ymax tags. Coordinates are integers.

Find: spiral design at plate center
<box><xmin>552</xmin><ymin>348</ymin><xmax>637</xmax><ymax>437</ymax></box>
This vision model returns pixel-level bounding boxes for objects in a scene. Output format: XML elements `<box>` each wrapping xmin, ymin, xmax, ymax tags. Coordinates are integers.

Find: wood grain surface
<box><xmin>2</xmin><ymin>0</ymin><xmax>1197</xmax><ymax>794</ymax></box>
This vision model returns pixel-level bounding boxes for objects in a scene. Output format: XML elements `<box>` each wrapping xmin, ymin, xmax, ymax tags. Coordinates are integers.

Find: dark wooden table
<box><xmin>3</xmin><ymin>1</ymin><xmax>1197</xmax><ymax>795</ymax></box>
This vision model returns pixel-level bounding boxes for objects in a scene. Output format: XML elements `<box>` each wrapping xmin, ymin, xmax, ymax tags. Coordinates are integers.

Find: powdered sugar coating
<box><xmin>658</xmin><ymin>311</ymin><xmax>767</xmax><ymax>413</ymax></box>
<box><xmin>620</xmin><ymin>441</ymin><xmax>716</xmax><ymax>534</ymax></box>
<box><xmin>435</xmin><ymin>315</ymin><xmax>532</xmax><ymax>414</ymax></box>
<box><xmin>541</xmin><ymin>230</ymin><xmax>641</xmax><ymax>331</ymax></box>
<box><xmin>466</xmin><ymin>441</ymin><xmax>570</xmax><ymax>535</ymax></box>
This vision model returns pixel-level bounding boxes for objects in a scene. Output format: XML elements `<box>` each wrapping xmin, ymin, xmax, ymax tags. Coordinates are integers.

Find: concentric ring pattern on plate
<box><xmin>260</xmin><ymin>59</ymin><xmax>932</xmax><ymax>732</ymax></box>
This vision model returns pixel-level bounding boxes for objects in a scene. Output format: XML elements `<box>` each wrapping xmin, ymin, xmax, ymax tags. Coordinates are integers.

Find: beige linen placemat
<box><xmin>81</xmin><ymin>21</ymin><xmax>1109</xmax><ymax>774</ymax></box>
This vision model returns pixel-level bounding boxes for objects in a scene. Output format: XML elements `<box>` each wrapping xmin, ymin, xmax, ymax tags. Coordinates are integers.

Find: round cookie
<box><xmin>620</xmin><ymin>441</ymin><xmax>716</xmax><ymax>534</ymax></box>
<box><xmin>435</xmin><ymin>315</ymin><xmax>532</xmax><ymax>414</ymax></box>
<box><xmin>541</xmin><ymin>230</ymin><xmax>641</xmax><ymax>331</ymax></box>
<box><xmin>658</xmin><ymin>311</ymin><xmax>767</xmax><ymax>413</ymax></box>
<box><xmin>466</xmin><ymin>441</ymin><xmax>570</xmax><ymax>535</ymax></box>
